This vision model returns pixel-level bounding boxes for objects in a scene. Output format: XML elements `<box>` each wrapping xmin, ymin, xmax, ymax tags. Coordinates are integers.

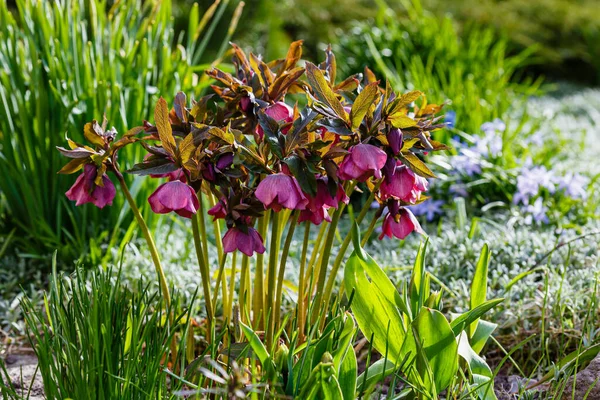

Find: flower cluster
<box><xmin>57</xmin><ymin>42</ymin><xmax>447</xmax><ymax>256</ymax></box>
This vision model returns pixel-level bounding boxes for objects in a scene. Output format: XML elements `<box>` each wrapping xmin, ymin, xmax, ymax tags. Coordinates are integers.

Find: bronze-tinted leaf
<box><xmin>57</xmin><ymin>158</ymin><xmax>87</xmax><ymax>174</ymax></box>
<box><xmin>84</xmin><ymin>122</ymin><xmax>106</xmax><ymax>148</ymax></box>
<box><xmin>401</xmin><ymin>153</ymin><xmax>436</xmax><ymax>178</ymax></box>
<box><xmin>283</xmin><ymin>40</ymin><xmax>303</xmax><ymax>72</ymax></box>
<box><xmin>350</xmin><ymin>82</ymin><xmax>380</xmax><ymax>130</ymax></box>
<box><xmin>174</xmin><ymin>92</ymin><xmax>188</xmax><ymax>123</ymax></box>
<box><xmin>387</xmin><ymin>90</ymin><xmax>422</xmax><ymax>116</ymax></box>
<box><xmin>388</xmin><ymin>113</ymin><xmax>417</xmax><ymax>129</ymax></box>
<box><xmin>179</xmin><ymin>133</ymin><xmax>196</xmax><ymax>164</ymax></box>
<box><xmin>268</xmin><ymin>67</ymin><xmax>305</xmax><ymax>101</ymax></box>
<box><xmin>155</xmin><ymin>97</ymin><xmax>177</xmax><ymax>156</ymax></box>
<box><xmin>57</xmin><ymin>146</ymin><xmax>96</xmax><ymax>159</ymax></box>
<box><xmin>305</xmin><ymin>62</ymin><xmax>348</xmax><ymax>122</ymax></box>
<box><xmin>207</xmin><ymin>127</ymin><xmax>235</xmax><ymax>145</ymax></box>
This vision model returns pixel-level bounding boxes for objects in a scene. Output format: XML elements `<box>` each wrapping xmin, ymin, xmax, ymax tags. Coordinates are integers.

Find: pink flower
<box><xmin>299</xmin><ymin>177</ymin><xmax>349</xmax><ymax>225</ymax></box>
<box><xmin>380</xmin><ymin>163</ymin><xmax>428</xmax><ymax>203</ymax></box>
<box><xmin>208</xmin><ymin>198</ymin><xmax>227</xmax><ymax>220</ymax></box>
<box><xmin>148</xmin><ymin>181</ymin><xmax>199</xmax><ymax>219</ymax></box>
<box><xmin>65</xmin><ymin>164</ymin><xmax>115</xmax><ymax>209</ymax></box>
<box><xmin>299</xmin><ymin>207</ymin><xmax>331</xmax><ymax>225</ymax></box>
<box><xmin>337</xmin><ymin>143</ymin><xmax>387</xmax><ymax>182</ymax></box>
<box><xmin>223</xmin><ymin>227</ymin><xmax>266</xmax><ymax>256</ymax></box>
<box><xmin>257</xmin><ymin>102</ymin><xmax>294</xmax><ymax>138</ymax></box>
<box><xmin>379</xmin><ymin>208</ymin><xmax>424</xmax><ymax>240</ymax></box>
<box><xmin>255</xmin><ymin>173</ymin><xmax>308</xmax><ymax>212</ymax></box>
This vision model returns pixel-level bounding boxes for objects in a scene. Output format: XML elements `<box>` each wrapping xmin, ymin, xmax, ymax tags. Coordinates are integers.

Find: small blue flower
<box><xmin>558</xmin><ymin>173</ymin><xmax>589</xmax><ymax>199</ymax></box>
<box><xmin>411</xmin><ymin>199</ymin><xmax>445</xmax><ymax>221</ymax></box>
<box><xmin>445</xmin><ymin>111</ymin><xmax>457</xmax><ymax>128</ymax></box>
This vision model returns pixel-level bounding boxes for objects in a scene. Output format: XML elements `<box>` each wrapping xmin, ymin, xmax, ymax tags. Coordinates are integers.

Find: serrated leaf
<box><xmin>57</xmin><ymin>158</ymin><xmax>87</xmax><ymax>174</ymax></box>
<box><xmin>84</xmin><ymin>122</ymin><xmax>106</xmax><ymax>147</ymax></box>
<box><xmin>127</xmin><ymin>158</ymin><xmax>178</xmax><ymax>176</ymax></box>
<box><xmin>179</xmin><ymin>133</ymin><xmax>196</xmax><ymax>164</ymax></box>
<box><xmin>207</xmin><ymin>127</ymin><xmax>235</xmax><ymax>145</ymax></box>
<box><xmin>283</xmin><ymin>40</ymin><xmax>303</xmax><ymax>71</ymax></box>
<box><xmin>387</xmin><ymin>90</ymin><xmax>422</xmax><ymax>115</ymax></box>
<box><xmin>401</xmin><ymin>153</ymin><xmax>436</xmax><ymax>178</ymax></box>
<box><xmin>174</xmin><ymin>92</ymin><xmax>188</xmax><ymax>123</ymax></box>
<box><xmin>305</xmin><ymin>62</ymin><xmax>347</xmax><ymax>122</ymax></box>
<box><xmin>155</xmin><ymin>97</ymin><xmax>177</xmax><ymax>156</ymax></box>
<box><xmin>388</xmin><ymin>113</ymin><xmax>417</xmax><ymax>129</ymax></box>
<box><xmin>269</xmin><ymin>67</ymin><xmax>305</xmax><ymax>101</ymax></box>
<box><xmin>350</xmin><ymin>82</ymin><xmax>379</xmax><ymax>130</ymax></box>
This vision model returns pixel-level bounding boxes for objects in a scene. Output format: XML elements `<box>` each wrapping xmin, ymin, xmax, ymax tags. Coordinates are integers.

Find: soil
<box><xmin>2</xmin><ymin>353</ymin><xmax>44</xmax><ymax>399</ymax></box>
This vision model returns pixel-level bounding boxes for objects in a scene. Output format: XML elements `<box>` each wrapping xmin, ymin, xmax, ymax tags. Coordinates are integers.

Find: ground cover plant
<box><xmin>1</xmin><ymin>1</ymin><xmax>599</xmax><ymax>399</ymax></box>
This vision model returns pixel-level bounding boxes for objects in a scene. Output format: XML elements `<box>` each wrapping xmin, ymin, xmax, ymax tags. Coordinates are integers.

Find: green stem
<box><xmin>273</xmin><ymin>211</ymin><xmax>299</xmax><ymax>334</ymax></box>
<box><xmin>116</xmin><ymin>174</ymin><xmax>171</xmax><ymax>307</ymax></box>
<box><xmin>191</xmin><ymin>194</ymin><xmax>214</xmax><ymax>339</ymax></box>
<box><xmin>197</xmin><ymin>192</ymin><xmax>211</xmax><ymax>268</ymax></box>
<box><xmin>265</xmin><ymin>211</ymin><xmax>281</xmax><ymax>349</ymax></box>
<box><xmin>211</xmin><ymin>251</ymin><xmax>229</xmax><ymax>317</ymax></box>
<box><xmin>297</xmin><ymin>221</ymin><xmax>310</xmax><ymax>343</ymax></box>
<box><xmin>227</xmin><ymin>252</ymin><xmax>237</xmax><ymax>322</ymax></box>
<box><xmin>322</xmin><ymin>182</ymin><xmax>382</xmax><ymax>313</ymax></box>
<box><xmin>361</xmin><ymin>214</ymin><xmax>380</xmax><ymax>247</ymax></box>
<box><xmin>239</xmin><ymin>254</ymin><xmax>250</xmax><ymax>324</ymax></box>
<box><xmin>253</xmin><ymin>213</ymin><xmax>268</xmax><ymax>328</ymax></box>
<box><xmin>311</xmin><ymin>206</ymin><xmax>343</xmax><ymax>324</ymax></box>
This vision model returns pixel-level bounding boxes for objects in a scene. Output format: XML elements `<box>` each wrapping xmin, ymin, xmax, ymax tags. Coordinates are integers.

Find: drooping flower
<box><xmin>379</xmin><ymin>207</ymin><xmax>424</xmax><ymax>240</ymax></box>
<box><xmin>337</xmin><ymin>143</ymin><xmax>387</xmax><ymax>182</ymax></box>
<box><xmin>148</xmin><ymin>181</ymin><xmax>199</xmax><ymax>218</ymax></box>
<box><xmin>380</xmin><ymin>163</ymin><xmax>428</xmax><ymax>203</ymax></box>
<box><xmin>222</xmin><ymin>226</ymin><xmax>266</xmax><ymax>256</ymax></box>
<box><xmin>255</xmin><ymin>173</ymin><xmax>308</xmax><ymax>212</ymax></box>
<box><xmin>65</xmin><ymin>164</ymin><xmax>116</xmax><ymax>209</ymax></box>
<box><xmin>257</xmin><ymin>102</ymin><xmax>294</xmax><ymax>138</ymax></box>
<box><xmin>208</xmin><ymin>198</ymin><xmax>228</xmax><ymax>220</ymax></box>
<box><xmin>298</xmin><ymin>177</ymin><xmax>348</xmax><ymax>225</ymax></box>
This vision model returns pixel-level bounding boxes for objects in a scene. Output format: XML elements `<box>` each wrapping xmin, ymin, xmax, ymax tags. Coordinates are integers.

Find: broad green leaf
<box><xmin>356</xmin><ymin>358</ymin><xmax>397</xmax><ymax>394</ymax></box>
<box><xmin>470</xmin><ymin>244</ymin><xmax>491</xmax><ymax>336</ymax></box>
<box><xmin>305</xmin><ymin>62</ymin><xmax>347</xmax><ymax>122</ymax></box>
<box><xmin>155</xmin><ymin>97</ymin><xmax>177</xmax><ymax>156</ymax></box>
<box><xmin>332</xmin><ymin>313</ymin><xmax>356</xmax><ymax>370</ymax></box>
<box><xmin>350</xmin><ymin>82</ymin><xmax>379</xmax><ymax>130</ymax></box>
<box><xmin>338</xmin><ymin>344</ymin><xmax>357</xmax><ymax>400</ymax></box>
<box><xmin>299</xmin><ymin>353</ymin><xmax>344</xmax><ymax>400</ymax></box>
<box><xmin>344</xmin><ymin>248</ymin><xmax>406</xmax><ymax>363</ymax></box>
<box><xmin>450</xmin><ymin>298</ymin><xmax>504</xmax><ymax>337</ymax></box>
<box><xmin>412</xmin><ymin>307</ymin><xmax>459</xmax><ymax>393</ymax></box>
<box><xmin>409</xmin><ymin>241</ymin><xmax>428</xmax><ymax>318</ymax></box>
<box><xmin>471</xmin><ymin>319</ymin><xmax>497</xmax><ymax>354</ymax></box>
<box><xmin>457</xmin><ymin>332</ymin><xmax>497</xmax><ymax>400</ymax></box>
<box><xmin>239</xmin><ymin>321</ymin><xmax>277</xmax><ymax>379</ymax></box>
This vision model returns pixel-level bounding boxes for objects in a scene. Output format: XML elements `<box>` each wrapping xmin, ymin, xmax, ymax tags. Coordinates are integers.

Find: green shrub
<box><xmin>335</xmin><ymin>0</ymin><xmax>542</xmax><ymax>137</ymax></box>
<box><xmin>0</xmin><ymin>0</ymin><xmax>238</xmax><ymax>259</ymax></box>
<box><xmin>421</xmin><ymin>0</ymin><xmax>600</xmax><ymax>84</ymax></box>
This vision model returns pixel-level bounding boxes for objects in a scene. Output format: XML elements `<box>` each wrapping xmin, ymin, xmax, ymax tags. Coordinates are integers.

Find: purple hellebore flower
<box><xmin>337</xmin><ymin>143</ymin><xmax>387</xmax><ymax>182</ymax></box>
<box><xmin>148</xmin><ymin>181</ymin><xmax>199</xmax><ymax>219</ymax></box>
<box><xmin>207</xmin><ymin>198</ymin><xmax>228</xmax><ymax>221</ymax></box>
<box><xmin>255</xmin><ymin>173</ymin><xmax>309</xmax><ymax>212</ymax></box>
<box><xmin>380</xmin><ymin>163</ymin><xmax>428</xmax><ymax>203</ymax></box>
<box><xmin>66</xmin><ymin>164</ymin><xmax>116</xmax><ymax>209</ymax></box>
<box><xmin>378</xmin><ymin>208</ymin><xmax>424</xmax><ymax>240</ymax></box>
<box><xmin>257</xmin><ymin>101</ymin><xmax>294</xmax><ymax>138</ymax></box>
<box><xmin>298</xmin><ymin>177</ymin><xmax>348</xmax><ymax>225</ymax></box>
<box><xmin>223</xmin><ymin>227</ymin><xmax>266</xmax><ymax>256</ymax></box>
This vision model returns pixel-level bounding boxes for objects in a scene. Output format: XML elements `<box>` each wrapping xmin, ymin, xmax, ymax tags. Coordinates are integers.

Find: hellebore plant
<box><xmin>57</xmin><ymin>42</ymin><xmax>448</xmax><ymax>352</ymax></box>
